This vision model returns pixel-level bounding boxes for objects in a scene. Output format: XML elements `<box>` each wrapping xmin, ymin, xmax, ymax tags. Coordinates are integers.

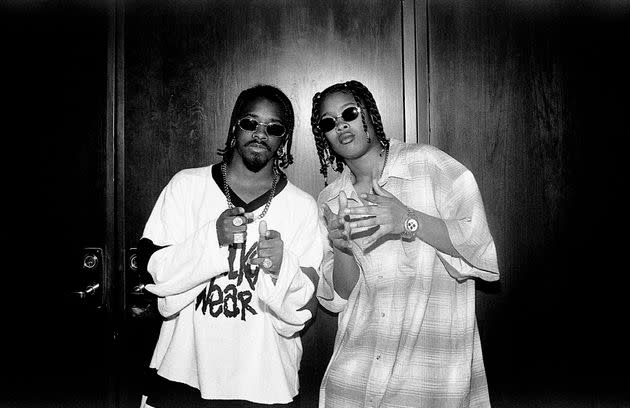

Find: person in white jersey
<box><xmin>139</xmin><ymin>84</ymin><xmax>323</xmax><ymax>407</ymax></box>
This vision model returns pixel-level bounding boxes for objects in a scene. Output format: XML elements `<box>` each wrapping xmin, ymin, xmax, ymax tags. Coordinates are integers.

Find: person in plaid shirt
<box><xmin>310</xmin><ymin>80</ymin><xmax>499</xmax><ymax>408</ymax></box>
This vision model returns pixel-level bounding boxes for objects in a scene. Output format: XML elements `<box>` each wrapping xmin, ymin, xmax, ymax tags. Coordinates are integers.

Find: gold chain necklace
<box><xmin>221</xmin><ymin>162</ymin><xmax>279</xmax><ymax>220</ymax></box>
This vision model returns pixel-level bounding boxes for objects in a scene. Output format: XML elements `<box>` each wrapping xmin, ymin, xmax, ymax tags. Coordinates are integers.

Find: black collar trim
<box><xmin>211</xmin><ymin>163</ymin><xmax>287</xmax><ymax>213</ymax></box>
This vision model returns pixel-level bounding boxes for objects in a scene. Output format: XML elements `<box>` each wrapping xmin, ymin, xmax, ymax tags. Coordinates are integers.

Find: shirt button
<box><xmin>376</xmin><ymin>355</ymin><xmax>381</xmax><ymax>360</ymax></box>
<box><xmin>378</xmin><ymin>275</ymin><xmax>383</xmax><ymax>279</ymax></box>
<box><xmin>381</xmin><ymin>312</ymin><xmax>385</xmax><ymax>318</ymax></box>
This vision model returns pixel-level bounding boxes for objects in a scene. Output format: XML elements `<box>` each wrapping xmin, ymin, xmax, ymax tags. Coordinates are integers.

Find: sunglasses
<box><xmin>237</xmin><ymin>117</ymin><xmax>287</xmax><ymax>138</ymax></box>
<box><xmin>317</xmin><ymin>106</ymin><xmax>361</xmax><ymax>133</ymax></box>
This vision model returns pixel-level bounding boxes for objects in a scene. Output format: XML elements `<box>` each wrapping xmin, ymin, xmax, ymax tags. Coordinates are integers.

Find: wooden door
<box><xmin>119</xmin><ymin>1</ymin><xmax>410</xmax><ymax>406</ymax></box>
<box><xmin>425</xmin><ymin>0</ymin><xmax>630</xmax><ymax>406</ymax></box>
<box><xmin>2</xmin><ymin>1</ymin><xmax>116</xmax><ymax>407</ymax></box>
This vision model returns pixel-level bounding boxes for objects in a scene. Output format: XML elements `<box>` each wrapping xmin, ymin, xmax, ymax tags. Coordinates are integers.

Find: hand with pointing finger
<box><xmin>217</xmin><ymin>207</ymin><xmax>254</xmax><ymax>247</ymax></box>
<box><xmin>250</xmin><ymin>220</ymin><xmax>284</xmax><ymax>277</ymax></box>
<box><xmin>343</xmin><ymin>179</ymin><xmax>409</xmax><ymax>248</ymax></box>
<box><xmin>321</xmin><ymin>191</ymin><xmax>354</xmax><ymax>253</ymax></box>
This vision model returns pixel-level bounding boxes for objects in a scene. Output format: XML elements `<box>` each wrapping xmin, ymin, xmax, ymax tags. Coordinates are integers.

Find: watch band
<box><xmin>401</xmin><ymin>207</ymin><xmax>419</xmax><ymax>239</ymax></box>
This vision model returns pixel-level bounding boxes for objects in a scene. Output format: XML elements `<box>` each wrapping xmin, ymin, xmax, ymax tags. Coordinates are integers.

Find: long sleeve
<box><xmin>142</xmin><ymin>172</ymin><xmax>230</xmax><ymax>317</ymax></box>
<box><xmin>256</xmin><ymin>198</ymin><xmax>324</xmax><ymax>337</ymax></box>
<box><xmin>315</xmin><ymin>223</ymin><xmax>349</xmax><ymax>314</ymax></box>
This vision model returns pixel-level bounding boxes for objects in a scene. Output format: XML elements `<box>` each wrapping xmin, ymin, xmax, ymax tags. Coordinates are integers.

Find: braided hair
<box><xmin>218</xmin><ymin>84</ymin><xmax>295</xmax><ymax>169</ymax></box>
<box><xmin>311</xmin><ymin>80</ymin><xmax>389</xmax><ymax>184</ymax></box>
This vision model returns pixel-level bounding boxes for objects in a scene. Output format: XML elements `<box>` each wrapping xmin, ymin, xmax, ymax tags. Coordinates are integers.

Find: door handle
<box><xmin>72</xmin><ymin>283</ymin><xmax>100</xmax><ymax>299</ymax></box>
<box><xmin>69</xmin><ymin>247</ymin><xmax>104</xmax><ymax>304</ymax></box>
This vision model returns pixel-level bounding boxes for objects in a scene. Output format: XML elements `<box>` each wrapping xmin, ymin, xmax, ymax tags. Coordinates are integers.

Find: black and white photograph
<box><xmin>2</xmin><ymin>0</ymin><xmax>629</xmax><ymax>407</ymax></box>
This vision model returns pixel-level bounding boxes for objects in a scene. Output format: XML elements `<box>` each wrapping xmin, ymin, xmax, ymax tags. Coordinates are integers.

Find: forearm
<box><xmin>413</xmin><ymin>210</ymin><xmax>461</xmax><ymax>258</ymax></box>
<box><xmin>332</xmin><ymin>247</ymin><xmax>360</xmax><ymax>299</ymax></box>
<box><xmin>145</xmin><ymin>221</ymin><xmax>228</xmax><ymax>297</ymax></box>
<box><xmin>258</xmin><ymin>251</ymin><xmax>317</xmax><ymax>337</ymax></box>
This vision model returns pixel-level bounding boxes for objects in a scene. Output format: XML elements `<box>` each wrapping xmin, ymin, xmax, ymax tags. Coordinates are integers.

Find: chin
<box><xmin>243</xmin><ymin>153</ymin><xmax>270</xmax><ymax>172</ymax></box>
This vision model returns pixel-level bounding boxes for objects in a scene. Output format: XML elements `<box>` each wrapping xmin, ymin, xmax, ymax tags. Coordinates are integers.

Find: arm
<box><xmin>255</xmin><ymin>201</ymin><xmax>324</xmax><ymax>337</ymax></box>
<box><xmin>317</xmin><ymin>194</ymin><xmax>362</xmax><ymax>312</ymax></box>
<box><xmin>140</xmin><ymin>173</ymin><xmax>247</xmax><ymax>317</ymax></box>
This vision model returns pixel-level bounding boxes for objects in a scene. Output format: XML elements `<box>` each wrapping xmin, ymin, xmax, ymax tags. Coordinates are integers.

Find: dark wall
<box><xmin>428</xmin><ymin>0</ymin><xmax>630</xmax><ymax>405</ymax></box>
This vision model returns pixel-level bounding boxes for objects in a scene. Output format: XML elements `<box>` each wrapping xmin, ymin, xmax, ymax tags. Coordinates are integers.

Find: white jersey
<box><xmin>142</xmin><ymin>164</ymin><xmax>323</xmax><ymax>404</ymax></box>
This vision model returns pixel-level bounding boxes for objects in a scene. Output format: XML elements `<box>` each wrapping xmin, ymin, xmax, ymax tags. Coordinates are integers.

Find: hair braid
<box><xmin>310</xmin><ymin>80</ymin><xmax>389</xmax><ymax>185</ymax></box>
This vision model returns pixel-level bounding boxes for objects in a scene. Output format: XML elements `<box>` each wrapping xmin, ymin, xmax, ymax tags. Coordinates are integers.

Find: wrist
<box><xmin>401</xmin><ymin>207</ymin><xmax>420</xmax><ymax>240</ymax></box>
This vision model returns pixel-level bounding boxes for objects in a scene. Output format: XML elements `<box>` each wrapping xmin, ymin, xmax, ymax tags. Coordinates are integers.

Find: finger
<box><xmin>344</xmin><ymin>206</ymin><xmax>379</xmax><ymax>216</ymax></box>
<box><xmin>328</xmin><ymin>229</ymin><xmax>347</xmax><ymax>241</ymax></box>
<box><xmin>348</xmin><ymin>217</ymin><xmax>382</xmax><ymax>230</ymax></box>
<box><xmin>257</xmin><ymin>239</ymin><xmax>281</xmax><ymax>252</ymax></box>
<box><xmin>229</xmin><ymin>207</ymin><xmax>246</xmax><ymax>216</ymax></box>
<box><xmin>339</xmin><ymin>191</ymin><xmax>348</xmax><ymax>213</ymax></box>
<box><xmin>249</xmin><ymin>257</ymin><xmax>279</xmax><ymax>272</ymax></box>
<box><xmin>244</xmin><ymin>212</ymin><xmax>255</xmax><ymax>222</ymax></box>
<box><xmin>372</xmin><ymin>179</ymin><xmax>395</xmax><ymax>198</ymax></box>
<box><xmin>258</xmin><ymin>220</ymin><xmax>268</xmax><ymax>239</ymax></box>
<box><xmin>256</xmin><ymin>248</ymin><xmax>273</xmax><ymax>258</ymax></box>
<box><xmin>358</xmin><ymin>193</ymin><xmax>388</xmax><ymax>205</ymax></box>
<box><xmin>265</xmin><ymin>229</ymin><xmax>281</xmax><ymax>240</ymax></box>
<box><xmin>321</xmin><ymin>204</ymin><xmax>334</xmax><ymax>222</ymax></box>
<box><xmin>249</xmin><ymin>257</ymin><xmax>265</xmax><ymax>266</ymax></box>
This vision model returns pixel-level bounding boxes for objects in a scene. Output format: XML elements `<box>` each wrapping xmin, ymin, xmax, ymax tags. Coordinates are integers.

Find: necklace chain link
<box><xmin>221</xmin><ymin>162</ymin><xmax>279</xmax><ymax>220</ymax></box>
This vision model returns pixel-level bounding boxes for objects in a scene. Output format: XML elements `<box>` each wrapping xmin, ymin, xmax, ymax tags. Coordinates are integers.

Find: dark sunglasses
<box><xmin>237</xmin><ymin>117</ymin><xmax>287</xmax><ymax>138</ymax></box>
<box><xmin>317</xmin><ymin>106</ymin><xmax>361</xmax><ymax>133</ymax></box>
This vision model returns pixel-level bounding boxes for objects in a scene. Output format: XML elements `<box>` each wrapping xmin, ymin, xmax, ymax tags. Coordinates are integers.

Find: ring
<box><xmin>262</xmin><ymin>257</ymin><xmax>273</xmax><ymax>269</ymax></box>
<box><xmin>233</xmin><ymin>232</ymin><xmax>245</xmax><ymax>244</ymax></box>
<box><xmin>232</xmin><ymin>217</ymin><xmax>244</xmax><ymax>227</ymax></box>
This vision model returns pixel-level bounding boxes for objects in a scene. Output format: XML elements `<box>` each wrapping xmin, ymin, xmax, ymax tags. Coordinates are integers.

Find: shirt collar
<box><xmin>323</xmin><ymin>139</ymin><xmax>411</xmax><ymax>204</ymax></box>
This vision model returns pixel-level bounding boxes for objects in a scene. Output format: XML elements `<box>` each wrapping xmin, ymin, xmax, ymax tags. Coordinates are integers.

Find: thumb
<box><xmin>339</xmin><ymin>191</ymin><xmax>348</xmax><ymax>212</ymax></box>
<box><xmin>321</xmin><ymin>204</ymin><xmax>333</xmax><ymax>222</ymax></box>
<box><xmin>372</xmin><ymin>178</ymin><xmax>394</xmax><ymax>198</ymax></box>
<box><xmin>258</xmin><ymin>220</ymin><xmax>269</xmax><ymax>239</ymax></box>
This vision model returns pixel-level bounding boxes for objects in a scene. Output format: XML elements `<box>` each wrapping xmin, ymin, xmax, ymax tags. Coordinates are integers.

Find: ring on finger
<box><xmin>232</xmin><ymin>216</ymin><xmax>244</xmax><ymax>227</ymax></box>
<box><xmin>233</xmin><ymin>232</ymin><xmax>245</xmax><ymax>244</ymax></box>
<box><xmin>262</xmin><ymin>257</ymin><xmax>273</xmax><ymax>269</ymax></box>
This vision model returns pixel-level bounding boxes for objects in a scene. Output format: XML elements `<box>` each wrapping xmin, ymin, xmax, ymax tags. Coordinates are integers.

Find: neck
<box><xmin>345</xmin><ymin>143</ymin><xmax>385</xmax><ymax>184</ymax></box>
<box><xmin>227</xmin><ymin>155</ymin><xmax>275</xmax><ymax>184</ymax></box>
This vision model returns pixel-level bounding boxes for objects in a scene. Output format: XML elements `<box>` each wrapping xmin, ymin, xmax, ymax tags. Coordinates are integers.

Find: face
<box><xmin>233</xmin><ymin>96</ymin><xmax>286</xmax><ymax>172</ymax></box>
<box><xmin>318</xmin><ymin>91</ymin><xmax>375</xmax><ymax>160</ymax></box>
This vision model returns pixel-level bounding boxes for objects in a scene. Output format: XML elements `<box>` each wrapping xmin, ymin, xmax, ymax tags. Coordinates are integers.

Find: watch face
<box><xmin>405</xmin><ymin>217</ymin><xmax>419</xmax><ymax>232</ymax></box>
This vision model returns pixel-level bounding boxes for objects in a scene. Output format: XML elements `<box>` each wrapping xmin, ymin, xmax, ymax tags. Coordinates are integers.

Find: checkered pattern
<box><xmin>317</xmin><ymin>139</ymin><xmax>499</xmax><ymax>408</ymax></box>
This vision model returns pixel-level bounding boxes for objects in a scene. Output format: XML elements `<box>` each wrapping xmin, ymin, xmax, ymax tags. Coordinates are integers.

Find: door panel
<box><xmin>426</xmin><ymin>0</ymin><xmax>630</xmax><ymax>405</ymax></box>
<box><xmin>121</xmin><ymin>1</ymin><xmax>405</xmax><ymax>406</ymax></box>
<box><xmin>3</xmin><ymin>1</ymin><xmax>113</xmax><ymax>407</ymax></box>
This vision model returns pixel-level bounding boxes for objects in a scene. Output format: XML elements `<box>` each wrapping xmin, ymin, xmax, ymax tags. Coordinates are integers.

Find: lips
<box><xmin>338</xmin><ymin>132</ymin><xmax>354</xmax><ymax>145</ymax></box>
<box><xmin>245</xmin><ymin>141</ymin><xmax>271</xmax><ymax>151</ymax></box>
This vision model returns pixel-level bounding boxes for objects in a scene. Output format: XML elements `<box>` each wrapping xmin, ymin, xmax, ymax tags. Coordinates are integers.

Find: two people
<box><xmin>140</xmin><ymin>80</ymin><xmax>499</xmax><ymax>407</ymax></box>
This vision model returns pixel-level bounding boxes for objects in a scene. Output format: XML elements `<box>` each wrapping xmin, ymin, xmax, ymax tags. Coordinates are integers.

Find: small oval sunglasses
<box><xmin>317</xmin><ymin>106</ymin><xmax>361</xmax><ymax>133</ymax></box>
<box><xmin>237</xmin><ymin>117</ymin><xmax>287</xmax><ymax>138</ymax></box>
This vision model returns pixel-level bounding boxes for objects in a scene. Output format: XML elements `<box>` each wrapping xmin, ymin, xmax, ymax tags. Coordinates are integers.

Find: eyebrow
<box><xmin>321</xmin><ymin>102</ymin><xmax>357</xmax><ymax>117</ymax></box>
<box><xmin>241</xmin><ymin>112</ymin><xmax>283</xmax><ymax>122</ymax></box>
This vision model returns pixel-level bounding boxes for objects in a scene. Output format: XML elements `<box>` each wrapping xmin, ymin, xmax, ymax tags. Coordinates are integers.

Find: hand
<box><xmin>343</xmin><ymin>179</ymin><xmax>408</xmax><ymax>247</ymax></box>
<box><xmin>321</xmin><ymin>191</ymin><xmax>353</xmax><ymax>253</ymax></box>
<box><xmin>216</xmin><ymin>207</ymin><xmax>253</xmax><ymax>246</ymax></box>
<box><xmin>250</xmin><ymin>220</ymin><xmax>284</xmax><ymax>277</ymax></box>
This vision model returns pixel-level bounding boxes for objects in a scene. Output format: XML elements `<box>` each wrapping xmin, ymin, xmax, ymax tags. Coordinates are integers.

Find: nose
<box><xmin>252</xmin><ymin>125</ymin><xmax>269</xmax><ymax>140</ymax></box>
<box><xmin>336</xmin><ymin>121</ymin><xmax>350</xmax><ymax>132</ymax></box>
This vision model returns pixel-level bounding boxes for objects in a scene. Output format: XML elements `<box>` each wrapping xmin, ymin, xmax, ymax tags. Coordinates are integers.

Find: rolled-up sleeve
<box><xmin>436</xmin><ymin>168</ymin><xmax>499</xmax><ymax>281</ymax></box>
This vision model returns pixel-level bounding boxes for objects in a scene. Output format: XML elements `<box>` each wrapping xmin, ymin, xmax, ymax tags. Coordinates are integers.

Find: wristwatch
<box><xmin>401</xmin><ymin>208</ymin><xmax>419</xmax><ymax>240</ymax></box>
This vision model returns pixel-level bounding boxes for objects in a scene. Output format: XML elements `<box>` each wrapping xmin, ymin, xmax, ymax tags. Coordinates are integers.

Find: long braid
<box><xmin>311</xmin><ymin>80</ymin><xmax>389</xmax><ymax>185</ymax></box>
<box><xmin>218</xmin><ymin>84</ymin><xmax>295</xmax><ymax>169</ymax></box>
